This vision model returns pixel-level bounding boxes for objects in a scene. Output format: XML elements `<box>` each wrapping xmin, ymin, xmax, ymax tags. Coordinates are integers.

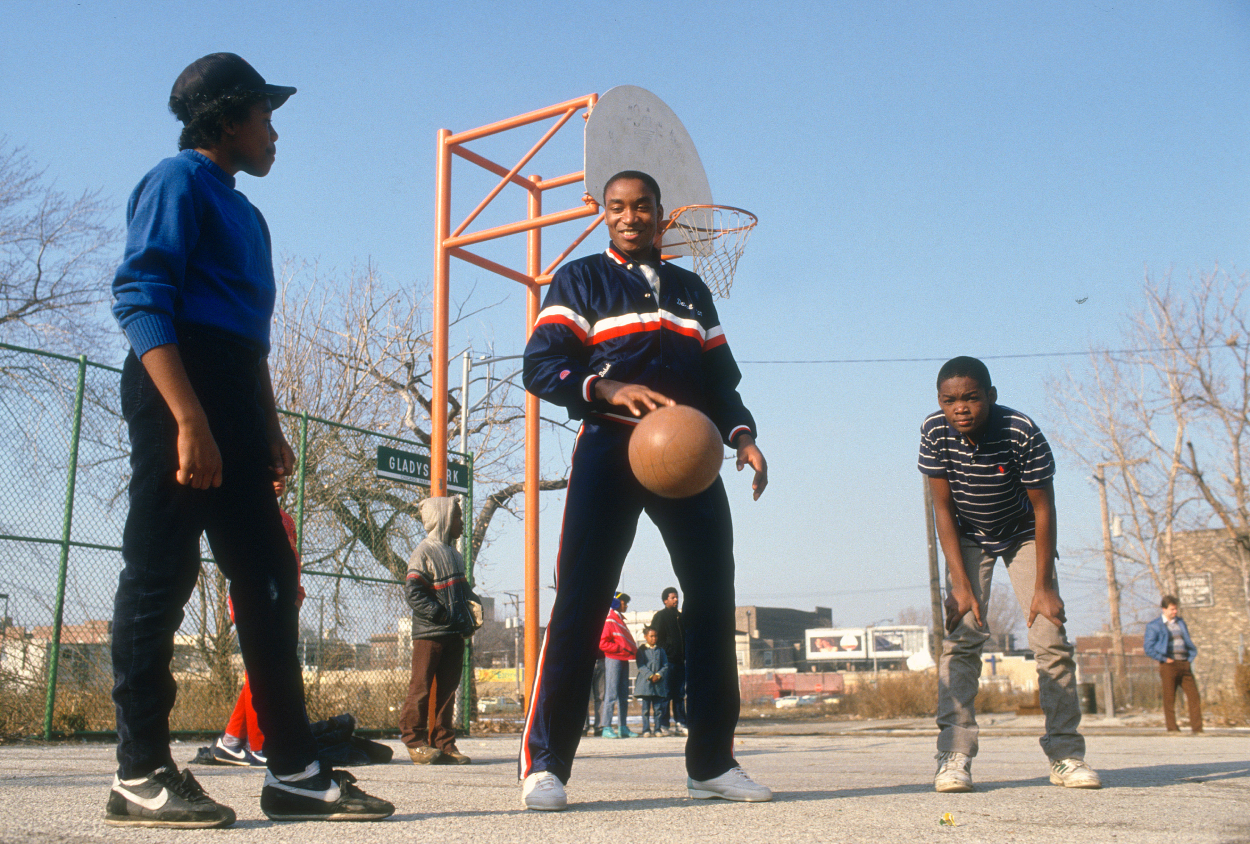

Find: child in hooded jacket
<box><xmin>399</xmin><ymin>497</ymin><xmax>480</xmax><ymax>765</ymax></box>
<box><xmin>634</xmin><ymin>626</ymin><xmax>669</xmax><ymax>737</ymax></box>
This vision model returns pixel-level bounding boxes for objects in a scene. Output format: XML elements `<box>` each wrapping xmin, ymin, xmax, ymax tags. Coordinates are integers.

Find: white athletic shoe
<box><xmin>521</xmin><ymin>771</ymin><xmax>567</xmax><ymax>811</ymax></box>
<box><xmin>1049</xmin><ymin>758</ymin><xmax>1102</xmax><ymax>789</ymax></box>
<box><xmin>934</xmin><ymin>751</ymin><xmax>974</xmax><ymax>793</ymax></box>
<box><xmin>687</xmin><ymin>766</ymin><xmax>773</xmax><ymax>802</ymax></box>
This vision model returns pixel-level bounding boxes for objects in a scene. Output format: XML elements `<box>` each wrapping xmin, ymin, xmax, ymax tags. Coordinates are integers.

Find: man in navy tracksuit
<box><xmin>518</xmin><ymin>171</ymin><xmax>771</xmax><ymax>810</ymax></box>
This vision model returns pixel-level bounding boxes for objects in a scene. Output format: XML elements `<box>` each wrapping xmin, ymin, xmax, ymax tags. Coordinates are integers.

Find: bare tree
<box><xmin>1050</xmin><ymin>266</ymin><xmax>1250</xmax><ymax>629</ymax></box>
<box><xmin>0</xmin><ymin>140</ymin><xmax>116</xmax><ymax>352</ymax></box>
<box><xmin>268</xmin><ymin>260</ymin><xmax>569</xmax><ymax>591</ymax></box>
<box><xmin>983</xmin><ymin>583</ymin><xmax>1024</xmax><ymax>651</ymax></box>
<box><xmin>0</xmin><ymin>141</ymin><xmax>124</xmax><ymax>496</ymax></box>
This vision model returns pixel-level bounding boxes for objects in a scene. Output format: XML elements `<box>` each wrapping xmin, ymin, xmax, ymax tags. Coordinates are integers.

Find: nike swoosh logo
<box><xmin>116</xmin><ymin>784</ymin><xmax>170</xmax><ymax>811</ymax></box>
<box><xmin>271</xmin><ymin>781</ymin><xmax>341</xmax><ymax>802</ymax></box>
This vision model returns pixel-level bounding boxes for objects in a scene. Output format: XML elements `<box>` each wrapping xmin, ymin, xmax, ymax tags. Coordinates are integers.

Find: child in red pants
<box><xmin>213</xmin><ymin>477</ymin><xmax>305</xmax><ymax>766</ymax></box>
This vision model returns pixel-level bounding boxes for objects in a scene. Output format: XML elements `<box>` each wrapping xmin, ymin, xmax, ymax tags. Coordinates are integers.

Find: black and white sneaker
<box><xmin>210</xmin><ymin>737</ymin><xmax>252</xmax><ymax>766</ymax></box>
<box><xmin>261</xmin><ymin>767</ymin><xmax>394</xmax><ymax>821</ymax></box>
<box><xmin>104</xmin><ymin>765</ymin><xmax>236</xmax><ymax>828</ymax></box>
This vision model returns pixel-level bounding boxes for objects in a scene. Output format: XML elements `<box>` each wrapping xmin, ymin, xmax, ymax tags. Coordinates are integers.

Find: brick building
<box><xmin>735</xmin><ymin>605</ymin><xmax>833</xmax><ymax>670</ymax></box>
<box><xmin>1170</xmin><ymin>528</ymin><xmax>1250</xmax><ymax>698</ymax></box>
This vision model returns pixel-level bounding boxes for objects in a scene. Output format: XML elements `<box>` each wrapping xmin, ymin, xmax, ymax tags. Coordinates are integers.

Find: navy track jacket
<box><xmin>523</xmin><ymin>245</ymin><xmax>757</xmax><ymax>446</ymax></box>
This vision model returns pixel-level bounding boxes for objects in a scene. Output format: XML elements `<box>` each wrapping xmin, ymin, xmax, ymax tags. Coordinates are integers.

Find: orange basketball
<box><xmin>628</xmin><ymin>405</ymin><xmax>724</xmax><ymax>498</ymax></box>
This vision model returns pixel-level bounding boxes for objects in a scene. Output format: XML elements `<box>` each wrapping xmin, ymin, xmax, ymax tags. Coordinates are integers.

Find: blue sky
<box><xmin>7</xmin><ymin>0</ymin><xmax>1249</xmax><ymax>634</ymax></box>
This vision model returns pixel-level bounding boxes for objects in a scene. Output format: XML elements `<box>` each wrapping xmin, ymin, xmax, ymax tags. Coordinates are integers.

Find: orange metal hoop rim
<box><xmin>661</xmin><ymin>204</ymin><xmax>757</xmax><ymax>299</ymax></box>
<box><xmin>663</xmin><ymin>204</ymin><xmax>758</xmax><ymax>234</ymax></box>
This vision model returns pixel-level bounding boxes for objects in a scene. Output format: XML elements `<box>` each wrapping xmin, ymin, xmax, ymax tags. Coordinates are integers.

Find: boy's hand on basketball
<box><xmin>595</xmin><ymin>379</ymin><xmax>674</xmax><ymax>416</ymax></box>
<box><xmin>176</xmin><ymin>416</ymin><xmax>223</xmax><ymax>489</ymax></box>
<box><xmin>734</xmin><ymin>435</ymin><xmax>768</xmax><ymax>500</ymax></box>
<box><xmin>1027</xmin><ymin>585</ymin><xmax>1066</xmax><ymax>629</ymax></box>
<box><xmin>944</xmin><ymin>586</ymin><xmax>982</xmax><ymax>632</ymax></box>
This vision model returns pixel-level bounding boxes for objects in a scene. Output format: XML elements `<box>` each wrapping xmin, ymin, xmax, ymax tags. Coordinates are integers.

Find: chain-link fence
<box><xmin>0</xmin><ymin>342</ymin><xmax>474</xmax><ymax>739</ymax></box>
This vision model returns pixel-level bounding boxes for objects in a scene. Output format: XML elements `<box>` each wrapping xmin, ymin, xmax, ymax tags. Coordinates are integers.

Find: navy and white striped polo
<box><xmin>917</xmin><ymin>403</ymin><xmax>1055</xmax><ymax>555</ymax></box>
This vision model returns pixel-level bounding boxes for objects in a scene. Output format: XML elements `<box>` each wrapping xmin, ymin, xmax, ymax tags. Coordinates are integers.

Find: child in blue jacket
<box><xmin>634</xmin><ymin>627</ymin><xmax>670</xmax><ymax>737</ymax></box>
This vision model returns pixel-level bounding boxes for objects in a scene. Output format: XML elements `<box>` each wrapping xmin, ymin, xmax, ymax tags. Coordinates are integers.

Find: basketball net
<box><xmin>662</xmin><ymin>205</ymin><xmax>757</xmax><ymax>299</ymax></box>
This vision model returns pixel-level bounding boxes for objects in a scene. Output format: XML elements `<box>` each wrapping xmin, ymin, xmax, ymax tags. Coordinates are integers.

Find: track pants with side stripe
<box><xmin>519</xmin><ymin>420</ymin><xmax>740</xmax><ymax>784</ymax></box>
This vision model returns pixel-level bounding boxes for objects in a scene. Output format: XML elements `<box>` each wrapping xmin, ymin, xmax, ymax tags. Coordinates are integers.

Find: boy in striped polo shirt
<box><xmin>918</xmin><ymin>357</ymin><xmax>1100</xmax><ymax>792</ymax></box>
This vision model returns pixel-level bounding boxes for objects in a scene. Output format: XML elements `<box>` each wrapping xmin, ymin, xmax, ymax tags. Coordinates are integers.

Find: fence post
<box><xmin>460</xmin><ymin>452</ymin><xmax>475</xmax><ymax>733</ymax></box>
<box><xmin>43</xmin><ymin>354</ymin><xmax>88</xmax><ymax>739</ymax></box>
<box><xmin>296</xmin><ymin>411</ymin><xmax>308</xmax><ymax>557</ymax></box>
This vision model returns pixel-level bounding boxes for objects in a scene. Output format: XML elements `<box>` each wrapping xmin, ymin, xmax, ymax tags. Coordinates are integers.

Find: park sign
<box><xmin>376</xmin><ymin>445</ymin><xmax>469</xmax><ymax>494</ymax></box>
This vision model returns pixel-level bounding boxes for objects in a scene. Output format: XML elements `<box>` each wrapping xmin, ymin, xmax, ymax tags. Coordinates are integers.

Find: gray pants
<box><xmin>937</xmin><ymin>537</ymin><xmax>1084</xmax><ymax>761</ymax></box>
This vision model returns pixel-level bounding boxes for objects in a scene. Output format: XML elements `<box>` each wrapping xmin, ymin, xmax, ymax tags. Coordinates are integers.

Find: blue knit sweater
<box><xmin>112</xmin><ymin>150</ymin><xmax>276</xmax><ymax>357</ymax></box>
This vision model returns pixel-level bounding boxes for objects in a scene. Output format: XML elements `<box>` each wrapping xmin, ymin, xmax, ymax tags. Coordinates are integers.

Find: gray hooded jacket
<box><xmin>405</xmin><ymin>497</ymin><xmax>479</xmax><ymax>640</ymax></box>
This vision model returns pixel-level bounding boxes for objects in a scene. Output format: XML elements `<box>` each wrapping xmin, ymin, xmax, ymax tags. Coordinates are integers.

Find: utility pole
<box><xmin>922</xmin><ymin>477</ymin><xmax>944</xmax><ymax>664</ymax></box>
<box><xmin>1094</xmin><ymin>460</ymin><xmax>1143</xmax><ymax>679</ymax></box>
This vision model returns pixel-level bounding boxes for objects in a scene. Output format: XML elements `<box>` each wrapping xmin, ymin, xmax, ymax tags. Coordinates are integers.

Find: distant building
<box><xmin>735</xmin><ymin>605</ymin><xmax>833</xmax><ymax>670</ymax></box>
<box><xmin>19</xmin><ymin>619</ymin><xmax>113</xmax><ymax>688</ymax></box>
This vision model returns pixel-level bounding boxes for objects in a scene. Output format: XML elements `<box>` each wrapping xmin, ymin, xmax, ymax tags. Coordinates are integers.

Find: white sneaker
<box><xmin>1049</xmin><ymin>758</ymin><xmax>1102</xmax><ymax>789</ymax></box>
<box><xmin>934</xmin><ymin>751</ymin><xmax>973</xmax><ymax>793</ymax></box>
<box><xmin>521</xmin><ymin>771</ymin><xmax>567</xmax><ymax>811</ymax></box>
<box><xmin>687</xmin><ymin>766</ymin><xmax>773</xmax><ymax>802</ymax></box>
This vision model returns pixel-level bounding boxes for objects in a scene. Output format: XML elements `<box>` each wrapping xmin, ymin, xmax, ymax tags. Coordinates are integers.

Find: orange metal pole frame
<box><xmin>431</xmin><ymin>128</ymin><xmax>452</xmax><ymax>498</ymax></box>
<box><xmin>524</xmin><ymin>176</ymin><xmax>542</xmax><ymax>706</ymax></box>
<box><xmin>429</xmin><ymin>94</ymin><xmax>598</xmax><ymax>715</ymax></box>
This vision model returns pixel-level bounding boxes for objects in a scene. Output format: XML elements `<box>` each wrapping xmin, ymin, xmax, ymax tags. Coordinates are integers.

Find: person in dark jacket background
<box><xmin>1143</xmin><ymin>595</ymin><xmax>1203</xmax><ymax>734</ymax></box>
<box><xmin>400</xmin><ymin>497</ymin><xmax>480</xmax><ymax>764</ymax></box>
<box><xmin>650</xmin><ymin>586</ymin><xmax>686</xmax><ymax>735</ymax></box>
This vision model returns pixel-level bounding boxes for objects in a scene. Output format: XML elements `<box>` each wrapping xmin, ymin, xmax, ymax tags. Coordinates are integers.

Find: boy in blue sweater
<box><xmin>106</xmin><ymin>53</ymin><xmax>391</xmax><ymax>827</ymax></box>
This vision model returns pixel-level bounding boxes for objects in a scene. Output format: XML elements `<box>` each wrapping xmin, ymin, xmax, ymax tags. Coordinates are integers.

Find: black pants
<box><xmin>657</xmin><ymin>657</ymin><xmax>687</xmax><ymax>730</ymax></box>
<box><xmin>519</xmin><ymin>420</ymin><xmax>740</xmax><ymax>783</ymax></box>
<box><xmin>112</xmin><ymin>330</ymin><xmax>316</xmax><ymax>778</ymax></box>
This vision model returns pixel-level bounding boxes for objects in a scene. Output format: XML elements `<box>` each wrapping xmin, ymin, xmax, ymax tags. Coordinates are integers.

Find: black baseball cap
<box><xmin>169</xmin><ymin>53</ymin><xmax>296</xmax><ymax>123</ymax></box>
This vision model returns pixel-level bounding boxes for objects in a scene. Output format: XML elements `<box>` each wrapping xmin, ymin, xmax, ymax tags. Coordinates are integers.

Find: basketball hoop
<box><xmin>662</xmin><ymin>204</ymin><xmax>757</xmax><ymax>299</ymax></box>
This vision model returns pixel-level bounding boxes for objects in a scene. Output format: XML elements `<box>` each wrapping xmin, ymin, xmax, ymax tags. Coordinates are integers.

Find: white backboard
<box><xmin>584</xmin><ymin>85</ymin><xmax>714</xmax><ymax>256</ymax></box>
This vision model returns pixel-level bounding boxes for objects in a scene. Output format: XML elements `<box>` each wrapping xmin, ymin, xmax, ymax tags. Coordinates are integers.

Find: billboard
<box><xmin>805</xmin><ymin>625</ymin><xmax>929</xmax><ymax>664</ymax></box>
<box><xmin>806</xmin><ymin>628</ymin><xmax>867</xmax><ymax>661</ymax></box>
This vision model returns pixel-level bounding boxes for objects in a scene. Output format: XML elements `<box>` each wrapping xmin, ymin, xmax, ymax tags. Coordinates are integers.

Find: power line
<box><xmin>745</xmin><ymin>584</ymin><xmax>929</xmax><ymax>600</ymax></box>
<box><xmin>738</xmin><ymin>343</ymin><xmax>1232</xmax><ymax>365</ymax></box>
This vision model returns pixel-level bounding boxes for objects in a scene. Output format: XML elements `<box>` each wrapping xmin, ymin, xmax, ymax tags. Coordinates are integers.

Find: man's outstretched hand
<box><xmin>735</xmin><ymin>434</ymin><xmax>768</xmax><ymax>500</ymax></box>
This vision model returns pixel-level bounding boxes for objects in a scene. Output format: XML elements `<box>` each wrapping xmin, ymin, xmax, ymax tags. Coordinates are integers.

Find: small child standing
<box><xmin>634</xmin><ymin>627</ymin><xmax>669</xmax><ymax>737</ymax></box>
<box><xmin>919</xmin><ymin>356</ymin><xmax>1100</xmax><ymax>793</ymax></box>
